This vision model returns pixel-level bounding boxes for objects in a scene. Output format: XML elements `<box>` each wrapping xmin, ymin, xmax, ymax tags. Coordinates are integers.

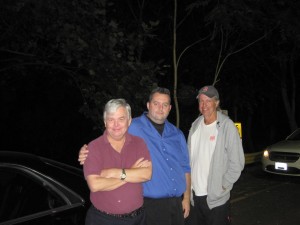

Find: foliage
<box><xmin>0</xmin><ymin>0</ymin><xmax>161</xmax><ymax>130</ymax></box>
<box><xmin>175</xmin><ymin>0</ymin><xmax>299</xmax><ymax>146</ymax></box>
<box><xmin>1</xmin><ymin>0</ymin><xmax>299</xmax><ymax>151</ymax></box>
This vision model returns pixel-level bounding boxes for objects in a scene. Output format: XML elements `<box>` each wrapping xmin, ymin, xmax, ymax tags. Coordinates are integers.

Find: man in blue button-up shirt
<box><xmin>79</xmin><ymin>87</ymin><xmax>191</xmax><ymax>225</ymax></box>
<box><xmin>129</xmin><ymin>88</ymin><xmax>191</xmax><ymax>225</ymax></box>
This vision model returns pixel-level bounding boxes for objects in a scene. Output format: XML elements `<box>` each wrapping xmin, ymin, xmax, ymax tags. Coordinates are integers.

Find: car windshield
<box><xmin>287</xmin><ymin>128</ymin><xmax>300</xmax><ymax>141</ymax></box>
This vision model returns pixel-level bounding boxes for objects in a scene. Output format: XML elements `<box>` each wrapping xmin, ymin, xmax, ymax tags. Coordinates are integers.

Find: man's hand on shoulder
<box><xmin>78</xmin><ymin>144</ymin><xmax>89</xmax><ymax>165</ymax></box>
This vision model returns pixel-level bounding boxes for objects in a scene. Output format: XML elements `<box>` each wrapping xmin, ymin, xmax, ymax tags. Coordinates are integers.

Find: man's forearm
<box><xmin>101</xmin><ymin>166</ymin><xmax>152</xmax><ymax>183</ymax></box>
<box><xmin>86</xmin><ymin>175</ymin><xmax>126</xmax><ymax>192</ymax></box>
<box><xmin>183</xmin><ymin>173</ymin><xmax>191</xmax><ymax>201</ymax></box>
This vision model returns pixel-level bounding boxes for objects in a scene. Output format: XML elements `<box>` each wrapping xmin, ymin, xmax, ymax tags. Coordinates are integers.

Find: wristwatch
<box><xmin>120</xmin><ymin>168</ymin><xmax>126</xmax><ymax>180</ymax></box>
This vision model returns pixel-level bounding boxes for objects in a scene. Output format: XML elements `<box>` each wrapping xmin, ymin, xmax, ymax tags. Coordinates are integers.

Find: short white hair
<box><xmin>103</xmin><ymin>99</ymin><xmax>131</xmax><ymax>121</ymax></box>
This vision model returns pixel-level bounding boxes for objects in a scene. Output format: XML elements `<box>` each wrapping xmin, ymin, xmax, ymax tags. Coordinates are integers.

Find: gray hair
<box><xmin>103</xmin><ymin>99</ymin><xmax>132</xmax><ymax>121</ymax></box>
<box><xmin>148</xmin><ymin>87</ymin><xmax>171</xmax><ymax>103</ymax></box>
<box><xmin>213</xmin><ymin>97</ymin><xmax>222</xmax><ymax>111</ymax></box>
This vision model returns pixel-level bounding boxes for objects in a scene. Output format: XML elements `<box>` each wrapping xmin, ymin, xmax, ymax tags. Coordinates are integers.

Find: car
<box><xmin>262</xmin><ymin>128</ymin><xmax>300</xmax><ymax>176</ymax></box>
<box><xmin>0</xmin><ymin>151</ymin><xmax>90</xmax><ymax>225</ymax></box>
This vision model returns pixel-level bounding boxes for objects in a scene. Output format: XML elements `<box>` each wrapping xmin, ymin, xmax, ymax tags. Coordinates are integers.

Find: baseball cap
<box><xmin>196</xmin><ymin>85</ymin><xmax>219</xmax><ymax>99</ymax></box>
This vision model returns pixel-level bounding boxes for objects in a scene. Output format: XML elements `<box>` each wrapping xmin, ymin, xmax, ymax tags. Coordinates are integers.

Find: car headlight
<box><xmin>263</xmin><ymin>149</ymin><xmax>269</xmax><ymax>158</ymax></box>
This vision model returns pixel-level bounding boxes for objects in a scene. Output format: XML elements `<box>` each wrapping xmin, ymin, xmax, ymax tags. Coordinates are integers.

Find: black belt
<box><xmin>93</xmin><ymin>205</ymin><xmax>144</xmax><ymax>218</ymax></box>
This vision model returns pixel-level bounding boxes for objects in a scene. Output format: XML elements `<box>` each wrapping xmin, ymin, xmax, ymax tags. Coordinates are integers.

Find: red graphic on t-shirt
<box><xmin>210</xmin><ymin>136</ymin><xmax>215</xmax><ymax>141</ymax></box>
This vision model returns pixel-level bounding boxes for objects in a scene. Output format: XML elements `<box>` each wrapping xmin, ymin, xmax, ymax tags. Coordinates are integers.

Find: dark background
<box><xmin>1</xmin><ymin>0</ymin><xmax>299</xmax><ymax>167</ymax></box>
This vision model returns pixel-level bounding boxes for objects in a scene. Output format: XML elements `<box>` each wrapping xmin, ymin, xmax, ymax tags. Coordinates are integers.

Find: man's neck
<box><xmin>146</xmin><ymin>114</ymin><xmax>165</xmax><ymax>135</ymax></box>
<box><xmin>204</xmin><ymin>112</ymin><xmax>217</xmax><ymax>125</ymax></box>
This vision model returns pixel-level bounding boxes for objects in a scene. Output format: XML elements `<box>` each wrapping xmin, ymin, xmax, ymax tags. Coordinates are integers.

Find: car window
<box><xmin>0</xmin><ymin>167</ymin><xmax>65</xmax><ymax>223</ymax></box>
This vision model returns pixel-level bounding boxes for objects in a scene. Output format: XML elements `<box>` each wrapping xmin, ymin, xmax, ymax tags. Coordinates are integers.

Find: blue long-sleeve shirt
<box><xmin>129</xmin><ymin>112</ymin><xmax>191</xmax><ymax>198</ymax></box>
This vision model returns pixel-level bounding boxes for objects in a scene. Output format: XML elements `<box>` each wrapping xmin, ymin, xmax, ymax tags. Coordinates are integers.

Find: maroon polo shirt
<box><xmin>84</xmin><ymin>131</ymin><xmax>151</xmax><ymax>214</ymax></box>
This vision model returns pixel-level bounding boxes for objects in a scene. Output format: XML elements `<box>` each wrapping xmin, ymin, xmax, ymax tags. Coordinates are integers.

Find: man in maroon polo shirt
<box><xmin>84</xmin><ymin>99</ymin><xmax>152</xmax><ymax>225</ymax></box>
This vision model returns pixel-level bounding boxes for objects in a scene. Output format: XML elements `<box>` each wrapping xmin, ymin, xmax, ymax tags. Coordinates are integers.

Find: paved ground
<box><xmin>230</xmin><ymin>163</ymin><xmax>300</xmax><ymax>225</ymax></box>
<box><xmin>185</xmin><ymin>163</ymin><xmax>300</xmax><ymax>225</ymax></box>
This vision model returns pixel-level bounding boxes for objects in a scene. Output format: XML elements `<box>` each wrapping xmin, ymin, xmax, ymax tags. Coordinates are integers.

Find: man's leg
<box><xmin>208</xmin><ymin>200</ymin><xmax>231</xmax><ymax>225</ymax></box>
<box><xmin>144</xmin><ymin>197</ymin><xmax>184</xmax><ymax>225</ymax></box>
<box><xmin>193</xmin><ymin>195</ymin><xmax>209</xmax><ymax>225</ymax></box>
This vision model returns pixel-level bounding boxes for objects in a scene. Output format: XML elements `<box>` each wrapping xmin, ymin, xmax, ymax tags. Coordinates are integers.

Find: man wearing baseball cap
<box><xmin>187</xmin><ymin>85</ymin><xmax>244</xmax><ymax>225</ymax></box>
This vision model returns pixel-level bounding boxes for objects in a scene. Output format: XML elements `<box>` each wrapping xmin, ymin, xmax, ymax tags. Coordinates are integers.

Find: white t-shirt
<box><xmin>190</xmin><ymin>120</ymin><xmax>217</xmax><ymax>196</ymax></box>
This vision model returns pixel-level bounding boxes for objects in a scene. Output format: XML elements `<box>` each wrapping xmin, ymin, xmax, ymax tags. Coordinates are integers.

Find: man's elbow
<box><xmin>90</xmin><ymin>188</ymin><xmax>98</xmax><ymax>193</ymax></box>
<box><xmin>86</xmin><ymin>177</ymin><xmax>100</xmax><ymax>192</ymax></box>
<box><xmin>87</xmin><ymin>182</ymin><xmax>99</xmax><ymax>192</ymax></box>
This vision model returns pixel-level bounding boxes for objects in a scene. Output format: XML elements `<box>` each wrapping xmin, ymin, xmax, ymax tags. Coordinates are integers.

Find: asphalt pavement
<box><xmin>185</xmin><ymin>163</ymin><xmax>300</xmax><ymax>225</ymax></box>
<box><xmin>230</xmin><ymin>163</ymin><xmax>300</xmax><ymax>225</ymax></box>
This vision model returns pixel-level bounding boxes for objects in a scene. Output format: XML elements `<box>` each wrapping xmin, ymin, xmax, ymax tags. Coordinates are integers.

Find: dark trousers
<box><xmin>85</xmin><ymin>205</ymin><xmax>146</xmax><ymax>225</ymax></box>
<box><xmin>144</xmin><ymin>197</ymin><xmax>185</xmax><ymax>225</ymax></box>
<box><xmin>192</xmin><ymin>195</ymin><xmax>230</xmax><ymax>225</ymax></box>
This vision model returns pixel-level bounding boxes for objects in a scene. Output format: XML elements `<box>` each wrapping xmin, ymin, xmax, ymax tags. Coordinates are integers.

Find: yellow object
<box><xmin>234</xmin><ymin>122</ymin><xmax>242</xmax><ymax>138</ymax></box>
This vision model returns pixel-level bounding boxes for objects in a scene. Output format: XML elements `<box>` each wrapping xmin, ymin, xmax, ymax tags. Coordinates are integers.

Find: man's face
<box><xmin>147</xmin><ymin>93</ymin><xmax>171</xmax><ymax>124</ymax></box>
<box><xmin>105</xmin><ymin>106</ymin><xmax>131</xmax><ymax>140</ymax></box>
<box><xmin>198</xmin><ymin>94</ymin><xmax>218</xmax><ymax>120</ymax></box>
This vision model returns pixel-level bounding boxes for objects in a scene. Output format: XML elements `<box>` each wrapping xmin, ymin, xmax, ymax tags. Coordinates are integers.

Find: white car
<box><xmin>262</xmin><ymin>128</ymin><xmax>300</xmax><ymax>176</ymax></box>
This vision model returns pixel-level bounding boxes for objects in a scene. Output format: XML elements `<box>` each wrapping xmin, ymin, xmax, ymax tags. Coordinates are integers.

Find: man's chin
<box><xmin>155</xmin><ymin>117</ymin><xmax>167</xmax><ymax>124</ymax></box>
